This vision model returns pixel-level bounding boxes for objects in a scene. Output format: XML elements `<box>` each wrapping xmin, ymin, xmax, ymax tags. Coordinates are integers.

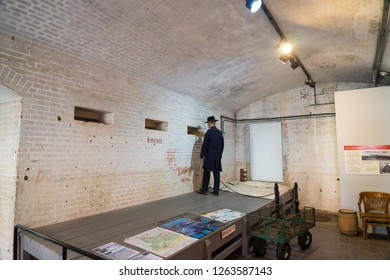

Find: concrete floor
<box><xmin>228</xmin><ymin>212</ymin><xmax>390</xmax><ymax>260</ymax></box>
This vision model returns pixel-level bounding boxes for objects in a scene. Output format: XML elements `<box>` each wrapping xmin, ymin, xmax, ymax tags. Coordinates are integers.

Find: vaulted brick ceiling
<box><xmin>0</xmin><ymin>0</ymin><xmax>389</xmax><ymax>111</ymax></box>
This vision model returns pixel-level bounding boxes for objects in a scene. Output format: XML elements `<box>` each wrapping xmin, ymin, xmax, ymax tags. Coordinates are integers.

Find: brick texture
<box><xmin>0</xmin><ymin>33</ymin><xmax>234</xmax><ymax>259</ymax></box>
<box><xmin>0</xmin><ymin>95</ymin><xmax>21</xmax><ymax>260</ymax></box>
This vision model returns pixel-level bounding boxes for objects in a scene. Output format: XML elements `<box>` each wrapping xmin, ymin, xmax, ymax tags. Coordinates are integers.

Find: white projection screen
<box><xmin>249</xmin><ymin>122</ymin><xmax>283</xmax><ymax>182</ymax></box>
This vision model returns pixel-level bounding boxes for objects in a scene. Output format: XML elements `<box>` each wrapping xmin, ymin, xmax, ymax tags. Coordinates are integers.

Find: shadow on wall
<box><xmin>191</xmin><ymin>136</ymin><xmax>203</xmax><ymax>192</ymax></box>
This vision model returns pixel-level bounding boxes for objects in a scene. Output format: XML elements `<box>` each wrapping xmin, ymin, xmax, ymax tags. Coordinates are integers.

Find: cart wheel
<box><xmin>298</xmin><ymin>231</ymin><xmax>312</xmax><ymax>250</ymax></box>
<box><xmin>276</xmin><ymin>243</ymin><xmax>291</xmax><ymax>260</ymax></box>
<box><xmin>253</xmin><ymin>238</ymin><xmax>267</xmax><ymax>257</ymax></box>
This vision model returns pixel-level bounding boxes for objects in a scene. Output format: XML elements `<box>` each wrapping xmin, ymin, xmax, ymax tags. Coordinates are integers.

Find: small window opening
<box><xmin>187</xmin><ymin>126</ymin><xmax>204</xmax><ymax>137</ymax></box>
<box><xmin>74</xmin><ymin>106</ymin><xmax>113</xmax><ymax>125</ymax></box>
<box><xmin>145</xmin><ymin>118</ymin><xmax>168</xmax><ymax>131</ymax></box>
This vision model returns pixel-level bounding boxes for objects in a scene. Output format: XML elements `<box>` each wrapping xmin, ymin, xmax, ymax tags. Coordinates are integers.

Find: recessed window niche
<box><xmin>145</xmin><ymin>118</ymin><xmax>168</xmax><ymax>131</ymax></box>
<box><xmin>187</xmin><ymin>126</ymin><xmax>204</xmax><ymax>137</ymax></box>
<box><xmin>74</xmin><ymin>106</ymin><xmax>114</xmax><ymax>125</ymax></box>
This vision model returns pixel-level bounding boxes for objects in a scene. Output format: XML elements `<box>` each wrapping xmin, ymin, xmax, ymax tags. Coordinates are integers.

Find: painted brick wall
<box><xmin>0</xmin><ymin>33</ymin><xmax>235</xmax><ymax>259</ymax></box>
<box><xmin>235</xmin><ymin>83</ymin><xmax>372</xmax><ymax>212</ymax></box>
<box><xmin>0</xmin><ymin>97</ymin><xmax>21</xmax><ymax>259</ymax></box>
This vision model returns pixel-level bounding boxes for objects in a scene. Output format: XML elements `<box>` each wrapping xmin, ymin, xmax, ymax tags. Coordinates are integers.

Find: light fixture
<box><xmin>245</xmin><ymin>0</ymin><xmax>262</xmax><ymax>13</ymax></box>
<box><xmin>305</xmin><ymin>79</ymin><xmax>316</xmax><ymax>88</ymax></box>
<box><xmin>278</xmin><ymin>41</ymin><xmax>294</xmax><ymax>64</ymax></box>
<box><xmin>280</xmin><ymin>42</ymin><xmax>293</xmax><ymax>54</ymax></box>
<box><xmin>289</xmin><ymin>57</ymin><xmax>300</xmax><ymax>70</ymax></box>
<box><xmin>279</xmin><ymin>53</ymin><xmax>290</xmax><ymax>64</ymax></box>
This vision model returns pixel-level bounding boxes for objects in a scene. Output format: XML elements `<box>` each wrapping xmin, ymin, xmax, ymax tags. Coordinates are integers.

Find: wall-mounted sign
<box><xmin>344</xmin><ymin>145</ymin><xmax>390</xmax><ymax>175</ymax></box>
<box><xmin>147</xmin><ymin>137</ymin><xmax>163</xmax><ymax>144</ymax></box>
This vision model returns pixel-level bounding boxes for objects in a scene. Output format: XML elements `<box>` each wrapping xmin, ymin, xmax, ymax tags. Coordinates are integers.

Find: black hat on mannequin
<box><xmin>205</xmin><ymin>116</ymin><xmax>218</xmax><ymax>123</ymax></box>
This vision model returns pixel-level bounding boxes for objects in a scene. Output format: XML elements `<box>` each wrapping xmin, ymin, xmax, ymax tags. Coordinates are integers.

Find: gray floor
<box><xmin>227</xmin><ymin>211</ymin><xmax>390</xmax><ymax>260</ymax></box>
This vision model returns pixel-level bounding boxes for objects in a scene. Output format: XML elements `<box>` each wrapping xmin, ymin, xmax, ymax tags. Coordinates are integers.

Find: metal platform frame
<box><xmin>14</xmin><ymin>185</ymin><xmax>292</xmax><ymax>260</ymax></box>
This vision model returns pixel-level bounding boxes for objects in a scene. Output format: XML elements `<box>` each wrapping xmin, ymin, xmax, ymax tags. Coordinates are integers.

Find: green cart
<box><xmin>247</xmin><ymin>203</ymin><xmax>315</xmax><ymax>260</ymax></box>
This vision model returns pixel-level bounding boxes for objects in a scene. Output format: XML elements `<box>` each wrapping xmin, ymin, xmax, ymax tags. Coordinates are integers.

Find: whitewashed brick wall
<box><xmin>235</xmin><ymin>83</ymin><xmax>372</xmax><ymax>213</ymax></box>
<box><xmin>0</xmin><ymin>97</ymin><xmax>21</xmax><ymax>260</ymax></box>
<box><xmin>0</xmin><ymin>33</ymin><xmax>234</xmax><ymax>259</ymax></box>
<box><xmin>1</xmin><ymin>28</ymin><xmax>374</xmax><ymax>259</ymax></box>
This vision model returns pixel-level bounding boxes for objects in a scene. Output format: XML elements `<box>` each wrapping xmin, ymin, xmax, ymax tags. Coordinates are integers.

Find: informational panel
<box><xmin>344</xmin><ymin>145</ymin><xmax>390</xmax><ymax>175</ymax></box>
<box><xmin>335</xmin><ymin>86</ymin><xmax>390</xmax><ymax>212</ymax></box>
<box><xmin>249</xmin><ymin>122</ymin><xmax>283</xmax><ymax>182</ymax></box>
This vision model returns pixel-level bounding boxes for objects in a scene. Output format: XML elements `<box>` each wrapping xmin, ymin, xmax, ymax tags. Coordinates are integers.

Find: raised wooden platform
<box><xmin>18</xmin><ymin>190</ymin><xmax>278</xmax><ymax>260</ymax></box>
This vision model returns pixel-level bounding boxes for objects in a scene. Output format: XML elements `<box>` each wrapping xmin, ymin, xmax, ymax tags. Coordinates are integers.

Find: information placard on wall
<box><xmin>344</xmin><ymin>145</ymin><xmax>390</xmax><ymax>175</ymax></box>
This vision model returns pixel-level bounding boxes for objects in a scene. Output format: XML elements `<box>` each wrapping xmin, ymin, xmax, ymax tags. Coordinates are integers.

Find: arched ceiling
<box><xmin>0</xmin><ymin>0</ymin><xmax>389</xmax><ymax>111</ymax></box>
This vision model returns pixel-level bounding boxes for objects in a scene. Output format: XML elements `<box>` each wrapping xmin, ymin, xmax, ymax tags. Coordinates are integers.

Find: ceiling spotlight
<box><xmin>280</xmin><ymin>42</ymin><xmax>293</xmax><ymax>55</ymax></box>
<box><xmin>246</xmin><ymin>0</ymin><xmax>262</xmax><ymax>13</ymax></box>
<box><xmin>379</xmin><ymin>71</ymin><xmax>389</xmax><ymax>76</ymax></box>
<box><xmin>289</xmin><ymin>57</ymin><xmax>300</xmax><ymax>70</ymax></box>
<box><xmin>279</xmin><ymin>53</ymin><xmax>290</xmax><ymax>64</ymax></box>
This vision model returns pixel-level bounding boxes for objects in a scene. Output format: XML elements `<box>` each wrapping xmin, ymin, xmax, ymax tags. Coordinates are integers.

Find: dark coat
<box><xmin>201</xmin><ymin>126</ymin><xmax>224</xmax><ymax>172</ymax></box>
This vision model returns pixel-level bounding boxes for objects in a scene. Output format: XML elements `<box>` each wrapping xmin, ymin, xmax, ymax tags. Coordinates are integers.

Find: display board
<box><xmin>344</xmin><ymin>145</ymin><xmax>390</xmax><ymax>175</ymax></box>
<box><xmin>249</xmin><ymin>122</ymin><xmax>283</xmax><ymax>182</ymax></box>
<box><xmin>335</xmin><ymin>86</ymin><xmax>390</xmax><ymax>212</ymax></box>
